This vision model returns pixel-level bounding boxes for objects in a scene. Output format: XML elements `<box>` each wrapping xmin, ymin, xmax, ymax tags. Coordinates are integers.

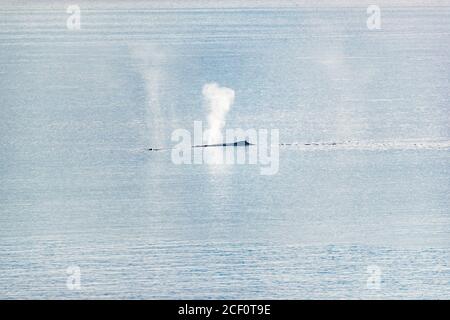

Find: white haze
<box><xmin>202</xmin><ymin>83</ymin><xmax>235</xmax><ymax>145</ymax></box>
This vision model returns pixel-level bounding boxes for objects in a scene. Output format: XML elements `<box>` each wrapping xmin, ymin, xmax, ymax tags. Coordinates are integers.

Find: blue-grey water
<box><xmin>1</xmin><ymin>3</ymin><xmax>449</xmax><ymax>299</ymax></box>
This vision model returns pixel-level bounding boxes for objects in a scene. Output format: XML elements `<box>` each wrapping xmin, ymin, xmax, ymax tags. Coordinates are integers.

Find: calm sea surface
<box><xmin>0</xmin><ymin>3</ymin><xmax>449</xmax><ymax>299</ymax></box>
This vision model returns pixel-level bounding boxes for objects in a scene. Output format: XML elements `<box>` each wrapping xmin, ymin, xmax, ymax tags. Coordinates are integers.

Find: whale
<box><xmin>193</xmin><ymin>140</ymin><xmax>253</xmax><ymax>148</ymax></box>
<box><xmin>148</xmin><ymin>140</ymin><xmax>252</xmax><ymax>151</ymax></box>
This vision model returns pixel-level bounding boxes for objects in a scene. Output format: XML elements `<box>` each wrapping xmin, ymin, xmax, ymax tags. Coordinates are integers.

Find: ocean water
<box><xmin>0</xmin><ymin>3</ymin><xmax>449</xmax><ymax>299</ymax></box>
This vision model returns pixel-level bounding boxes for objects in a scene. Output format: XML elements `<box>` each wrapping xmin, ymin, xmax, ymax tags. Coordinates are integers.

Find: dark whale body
<box><xmin>193</xmin><ymin>140</ymin><xmax>253</xmax><ymax>148</ymax></box>
<box><xmin>148</xmin><ymin>140</ymin><xmax>252</xmax><ymax>151</ymax></box>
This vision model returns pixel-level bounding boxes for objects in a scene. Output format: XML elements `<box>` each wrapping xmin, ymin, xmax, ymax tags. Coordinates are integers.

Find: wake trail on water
<box><xmin>279</xmin><ymin>139</ymin><xmax>450</xmax><ymax>151</ymax></box>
